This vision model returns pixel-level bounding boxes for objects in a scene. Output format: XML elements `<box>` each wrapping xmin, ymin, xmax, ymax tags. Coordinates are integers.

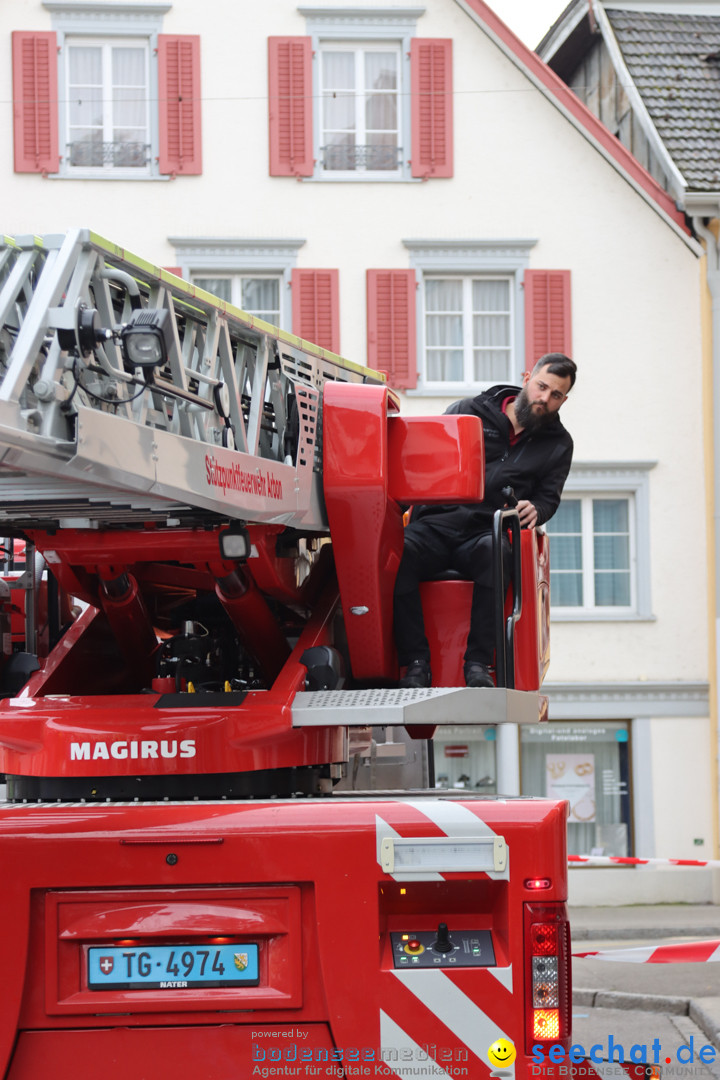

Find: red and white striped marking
<box><xmin>573</xmin><ymin>940</ymin><xmax>720</xmax><ymax>963</ymax></box>
<box><xmin>574</xmin><ymin>1064</ymin><xmax>660</xmax><ymax>1079</ymax></box>
<box><xmin>569</xmin><ymin>855</ymin><xmax>720</xmax><ymax>868</ymax></box>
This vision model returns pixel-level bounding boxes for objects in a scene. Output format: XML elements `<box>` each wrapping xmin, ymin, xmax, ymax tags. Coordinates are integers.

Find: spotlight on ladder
<box><xmin>121</xmin><ymin>309</ymin><xmax>171</xmax><ymax>372</ymax></box>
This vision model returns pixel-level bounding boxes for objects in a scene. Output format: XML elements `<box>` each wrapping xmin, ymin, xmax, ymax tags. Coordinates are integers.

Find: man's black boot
<box><xmin>399</xmin><ymin>659</ymin><xmax>431</xmax><ymax>689</ymax></box>
<box><xmin>464</xmin><ymin>662</ymin><xmax>494</xmax><ymax>688</ymax></box>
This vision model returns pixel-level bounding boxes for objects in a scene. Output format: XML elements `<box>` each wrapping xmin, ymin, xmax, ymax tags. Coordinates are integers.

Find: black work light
<box><xmin>219</xmin><ymin>526</ymin><xmax>251</xmax><ymax>561</ymax></box>
<box><xmin>121</xmin><ymin>308</ymin><xmax>171</xmax><ymax>369</ymax></box>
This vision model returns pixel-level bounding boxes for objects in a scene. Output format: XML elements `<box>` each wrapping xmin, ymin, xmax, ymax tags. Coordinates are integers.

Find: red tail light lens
<box><xmin>524</xmin><ymin>902</ymin><xmax>570</xmax><ymax>1055</ymax></box>
<box><xmin>530</xmin><ymin>922</ymin><xmax>558</xmax><ymax>955</ymax></box>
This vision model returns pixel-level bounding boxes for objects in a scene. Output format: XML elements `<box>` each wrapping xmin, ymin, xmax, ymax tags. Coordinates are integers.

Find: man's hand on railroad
<box><xmin>516</xmin><ymin>500</ymin><xmax>538</xmax><ymax>529</ymax></box>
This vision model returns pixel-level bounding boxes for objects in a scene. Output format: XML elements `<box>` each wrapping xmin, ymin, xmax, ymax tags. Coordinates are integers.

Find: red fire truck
<box><xmin>0</xmin><ymin>230</ymin><xmax>569</xmax><ymax>1079</ymax></box>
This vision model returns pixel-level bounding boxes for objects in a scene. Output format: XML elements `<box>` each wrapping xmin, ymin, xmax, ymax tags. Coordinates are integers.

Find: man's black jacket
<box><xmin>412</xmin><ymin>383</ymin><xmax>573</xmax><ymax>534</ymax></box>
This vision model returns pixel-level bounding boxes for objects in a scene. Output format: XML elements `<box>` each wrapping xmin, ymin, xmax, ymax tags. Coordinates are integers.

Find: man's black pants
<box><xmin>393</xmin><ymin>519</ymin><xmax>511</xmax><ymax>667</ymax></box>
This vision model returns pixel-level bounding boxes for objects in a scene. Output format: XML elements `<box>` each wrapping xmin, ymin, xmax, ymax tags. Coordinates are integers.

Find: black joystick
<box><xmin>433</xmin><ymin>922</ymin><xmax>453</xmax><ymax>953</ymax></box>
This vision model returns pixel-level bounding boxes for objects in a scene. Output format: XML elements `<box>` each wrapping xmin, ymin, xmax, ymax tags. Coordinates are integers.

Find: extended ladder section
<box><xmin>0</xmin><ymin>229</ymin><xmax>380</xmax><ymax>531</ymax></box>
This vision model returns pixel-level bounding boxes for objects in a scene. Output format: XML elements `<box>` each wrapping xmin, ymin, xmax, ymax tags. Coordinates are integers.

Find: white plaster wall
<box><xmin>0</xmin><ymin>0</ymin><xmax>707</xmax><ymax>677</ymax></box>
<box><xmin>568</xmin><ymin>867</ymin><xmax>720</xmax><ymax>906</ymax></box>
<box><xmin>0</xmin><ymin>0</ymin><xmax>706</xmax><ymax>672</ymax></box>
<box><xmin>648</xmin><ymin>715</ymin><xmax>715</xmax><ymax>857</ymax></box>
<box><xmin>0</xmin><ymin>1</ymin><xmax>710</xmax><ymax>765</ymax></box>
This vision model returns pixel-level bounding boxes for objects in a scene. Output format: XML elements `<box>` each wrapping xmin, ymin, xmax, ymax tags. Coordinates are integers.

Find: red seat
<box><xmin>419</xmin><ymin>528</ymin><xmax>550</xmax><ymax>690</ymax></box>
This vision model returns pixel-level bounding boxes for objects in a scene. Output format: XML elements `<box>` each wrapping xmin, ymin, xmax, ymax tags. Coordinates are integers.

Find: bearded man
<box><xmin>394</xmin><ymin>353</ymin><xmax>577</xmax><ymax>689</ymax></box>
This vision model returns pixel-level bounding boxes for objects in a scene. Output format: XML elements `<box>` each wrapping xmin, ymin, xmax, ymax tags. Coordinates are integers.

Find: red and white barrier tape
<box><xmin>573</xmin><ymin>940</ymin><xmax>720</xmax><ymax>963</ymax></box>
<box><xmin>569</xmin><ymin>855</ymin><xmax>720</xmax><ymax>868</ymax></box>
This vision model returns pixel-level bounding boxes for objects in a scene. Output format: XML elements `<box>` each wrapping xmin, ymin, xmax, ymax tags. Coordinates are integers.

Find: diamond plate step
<box><xmin>292</xmin><ymin>687</ymin><xmax>548</xmax><ymax>727</ymax></box>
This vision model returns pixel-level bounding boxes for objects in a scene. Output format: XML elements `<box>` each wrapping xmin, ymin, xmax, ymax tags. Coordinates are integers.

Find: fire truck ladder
<box><xmin>0</xmin><ymin>228</ymin><xmax>380</xmax><ymax>531</ymax></box>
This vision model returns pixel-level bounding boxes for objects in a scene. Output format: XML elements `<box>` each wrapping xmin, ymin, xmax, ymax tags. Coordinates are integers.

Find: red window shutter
<box><xmin>292</xmin><ymin>269</ymin><xmax>340</xmax><ymax>353</ymax></box>
<box><xmin>366</xmin><ymin>269</ymin><xmax>417</xmax><ymax>389</ymax></box>
<box><xmin>410</xmin><ymin>38</ymin><xmax>453</xmax><ymax>179</ymax></box>
<box><xmin>158</xmin><ymin>35</ymin><xmax>202</xmax><ymax>176</ymax></box>
<box><xmin>12</xmin><ymin>31</ymin><xmax>59</xmax><ymax>174</ymax></box>
<box><xmin>268</xmin><ymin>37</ymin><xmax>313</xmax><ymax>177</ymax></box>
<box><xmin>163</xmin><ymin>266</ymin><xmax>182</xmax><ymax>277</ymax></box>
<box><xmin>524</xmin><ymin>270</ymin><xmax>572</xmax><ymax>367</ymax></box>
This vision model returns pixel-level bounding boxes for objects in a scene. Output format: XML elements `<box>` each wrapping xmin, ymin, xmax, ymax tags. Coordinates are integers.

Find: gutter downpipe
<box><xmin>693</xmin><ymin>215</ymin><xmax>720</xmax><ymax>872</ymax></box>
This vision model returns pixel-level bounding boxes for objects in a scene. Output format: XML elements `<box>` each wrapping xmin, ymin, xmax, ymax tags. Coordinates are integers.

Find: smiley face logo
<box><xmin>487</xmin><ymin>1039</ymin><xmax>516</xmax><ymax>1069</ymax></box>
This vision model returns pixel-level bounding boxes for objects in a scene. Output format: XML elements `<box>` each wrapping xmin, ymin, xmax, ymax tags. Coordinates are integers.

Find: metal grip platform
<box><xmin>292</xmin><ymin>687</ymin><xmax>549</xmax><ymax>726</ymax></box>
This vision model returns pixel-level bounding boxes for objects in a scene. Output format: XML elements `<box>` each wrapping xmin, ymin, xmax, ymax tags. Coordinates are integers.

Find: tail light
<box><xmin>524</xmin><ymin>901</ymin><xmax>571</xmax><ymax>1053</ymax></box>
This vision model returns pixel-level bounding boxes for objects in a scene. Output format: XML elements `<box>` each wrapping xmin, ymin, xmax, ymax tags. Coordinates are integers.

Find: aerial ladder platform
<box><xmin>0</xmin><ymin>230</ymin><xmax>570</xmax><ymax>1078</ymax></box>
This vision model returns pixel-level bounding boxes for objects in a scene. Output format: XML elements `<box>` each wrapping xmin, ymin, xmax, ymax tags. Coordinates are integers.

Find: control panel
<box><xmin>390</xmin><ymin>923</ymin><xmax>495</xmax><ymax>968</ymax></box>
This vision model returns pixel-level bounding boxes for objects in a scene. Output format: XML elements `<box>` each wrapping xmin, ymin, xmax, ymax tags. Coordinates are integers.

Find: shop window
<box><xmin>520</xmin><ymin>721</ymin><xmax>631</xmax><ymax>856</ymax></box>
<box><xmin>432</xmin><ymin>727</ymin><xmax>497</xmax><ymax>794</ymax></box>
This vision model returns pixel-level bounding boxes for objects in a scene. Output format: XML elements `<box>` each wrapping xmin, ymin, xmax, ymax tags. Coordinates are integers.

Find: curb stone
<box><xmin>574</xmin><ymin>990</ymin><xmax>720</xmax><ymax>1050</ymax></box>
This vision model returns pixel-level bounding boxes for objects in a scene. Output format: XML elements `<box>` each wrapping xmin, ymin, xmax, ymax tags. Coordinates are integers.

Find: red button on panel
<box><xmin>404</xmin><ymin>939</ymin><xmax>424</xmax><ymax>955</ymax></box>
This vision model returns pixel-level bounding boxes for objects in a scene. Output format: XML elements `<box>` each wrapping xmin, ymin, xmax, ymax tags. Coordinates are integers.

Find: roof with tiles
<box><xmin>605</xmin><ymin>7</ymin><xmax>720</xmax><ymax>189</ymax></box>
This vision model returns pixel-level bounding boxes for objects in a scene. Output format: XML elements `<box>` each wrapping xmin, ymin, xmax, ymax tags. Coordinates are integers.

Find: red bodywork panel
<box><xmin>0</xmin><ymin>381</ymin><xmax>566</xmax><ymax>1079</ymax></box>
<box><xmin>0</xmin><ymin>795</ymin><xmax>569</xmax><ymax>1079</ymax></box>
<box><xmin>421</xmin><ymin>529</ymin><xmax>551</xmax><ymax>689</ymax></box>
<box><xmin>323</xmin><ymin>383</ymin><xmax>485</xmax><ymax>681</ymax></box>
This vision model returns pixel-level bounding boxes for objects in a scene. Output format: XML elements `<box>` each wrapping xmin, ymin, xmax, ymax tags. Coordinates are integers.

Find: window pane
<box><xmin>552</xmin><ymin>535</ymin><xmax>582</xmax><ymax>570</ymax></box>
<box><xmin>425</xmin><ymin>279</ymin><xmax>462</xmax><ymax>311</ymax></box>
<box><xmin>594</xmin><ymin>534</ymin><xmax>629</xmax><ymax>571</ymax></box>
<box><xmin>473</xmin><ymin>350</ymin><xmax>509</xmax><ymax>382</ymax></box>
<box><xmin>595</xmin><ymin>571</ymin><xmax>631</xmax><ymax>606</ymax></box>
<box><xmin>69</xmin><ymin>46</ymin><xmax>102</xmax><ymax>85</ymax></box>
<box><xmin>366</xmin><ymin>93</ymin><xmax>397</xmax><ymax>131</ymax></box>
<box><xmin>323</xmin><ymin>94</ymin><xmax>355</xmax><ymax>131</ymax></box>
<box><xmin>427</xmin><ymin>314</ymin><xmax>462</xmax><ymax>347</ymax></box>
<box><xmin>472</xmin><ymin>279</ymin><xmax>509</xmax><ymax>312</ymax></box>
<box><xmin>193</xmin><ymin>277</ymin><xmax>232</xmax><ymax>302</ymax></box>
<box><xmin>547</xmin><ymin>499</ymin><xmax>582</xmax><ymax>533</ymax></box>
<box><xmin>473</xmin><ymin>314</ymin><xmax>509</xmax><ymax>347</ymax></box>
<box><xmin>322</xmin><ymin>52</ymin><xmax>354</xmax><ymax>90</ymax></box>
<box><xmin>112</xmin><ymin>47</ymin><xmax>145</xmax><ymax>87</ymax></box>
<box><xmin>68</xmin><ymin>46</ymin><xmax>103</xmax><ymax>133</ymax></box>
<box><xmin>551</xmin><ymin>572</ymin><xmax>583</xmax><ymax>607</ymax></box>
<box><xmin>113</xmin><ymin>89</ymin><xmax>146</xmax><ymax>131</ymax></box>
<box><xmin>69</xmin><ymin>90</ymin><xmax>103</xmax><ymax>129</ymax></box>
<box><xmin>365</xmin><ymin>53</ymin><xmax>397</xmax><ymax>136</ymax></box>
<box><xmin>548</xmin><ymin>499</ymin><xmax>583</xmax><ymax>607</ymax></box>
<box><xmin>242</xmin><ymin>278</ymin><xmax>280</xmax><ymax>321</ymax></box>
<box><xmin>365</xmin><ymin>52</ymin><xmax>397</xmax><ymax>91</ymax></box>
<box><xmin>593</xmin><ymin>499</ymin><xmax>628</xmax><ymax>533</ymax></box>
<box><xmin>427</xmin><ymin>350</ymin><xmax>463</xmax><ymax>382</ymax></box>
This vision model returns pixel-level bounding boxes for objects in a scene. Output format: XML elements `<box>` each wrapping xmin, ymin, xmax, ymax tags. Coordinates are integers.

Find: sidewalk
<box><xmin>569</xmin><ymin>904</ymin><xmax>720</xmax><ymax>1050</ymax></box>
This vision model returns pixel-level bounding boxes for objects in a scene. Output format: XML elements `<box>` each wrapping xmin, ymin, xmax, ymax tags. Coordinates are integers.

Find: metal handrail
<box><xmin>67</xmin><ymin>141</ymin><xmax>151</xmax><ymax>168</ymax></box>
<box><xmin>492</xmin><ymin>507</ymin><xmax>523</xmax><ymax>689</ymax></box>
<box><xmin>320</xmin><ymin>144</ymin><xmax>402</xmax><ymax>171</ymax></box>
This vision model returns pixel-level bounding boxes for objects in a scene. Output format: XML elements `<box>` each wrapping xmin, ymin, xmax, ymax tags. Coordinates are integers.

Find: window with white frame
<box><xmin>424</xmin><ymin>276</ymin><xmax>513</xmax><ymax>385</ymax></box>
<box><xmin>192</xmin><ymin>275</ymin><xmax>282</xmax><ymax>326</ymax></box>
<box><xmin>544</xmin><ymin>463</ymin><xmax>655</xmax><ymax>619</ymax></box>
<box><xmin>547</xmin><ymin>495</ymin><xmax>633</xmax><ymax>611</ymax></box>
<box><xmin>319</xmin><ymin>42</ymin><xmax>402</xmax><ymax>174</ymax></box>
<box><xmin>169</xmin><ymin>239</ymin><xmax>306</xmax><ymax>332</ymax></box>
<box><xmin>403</xmin><ymin>239</ymin><xmax>536</xmax><ymax>394</ymax></box>
<box><xmin>65</xmin><ymin>37</ymin><xmax>151</xmax><ymax>172</ymax></box>
<box><xmin>39</xmin><ymin>3</ymin><xmax>178</xmax><ymax>180</ymax></box>
<box><xmin>300</xmin><ymin>7</ymin><xmax>422</xmax><ymax>182</ymax></box>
